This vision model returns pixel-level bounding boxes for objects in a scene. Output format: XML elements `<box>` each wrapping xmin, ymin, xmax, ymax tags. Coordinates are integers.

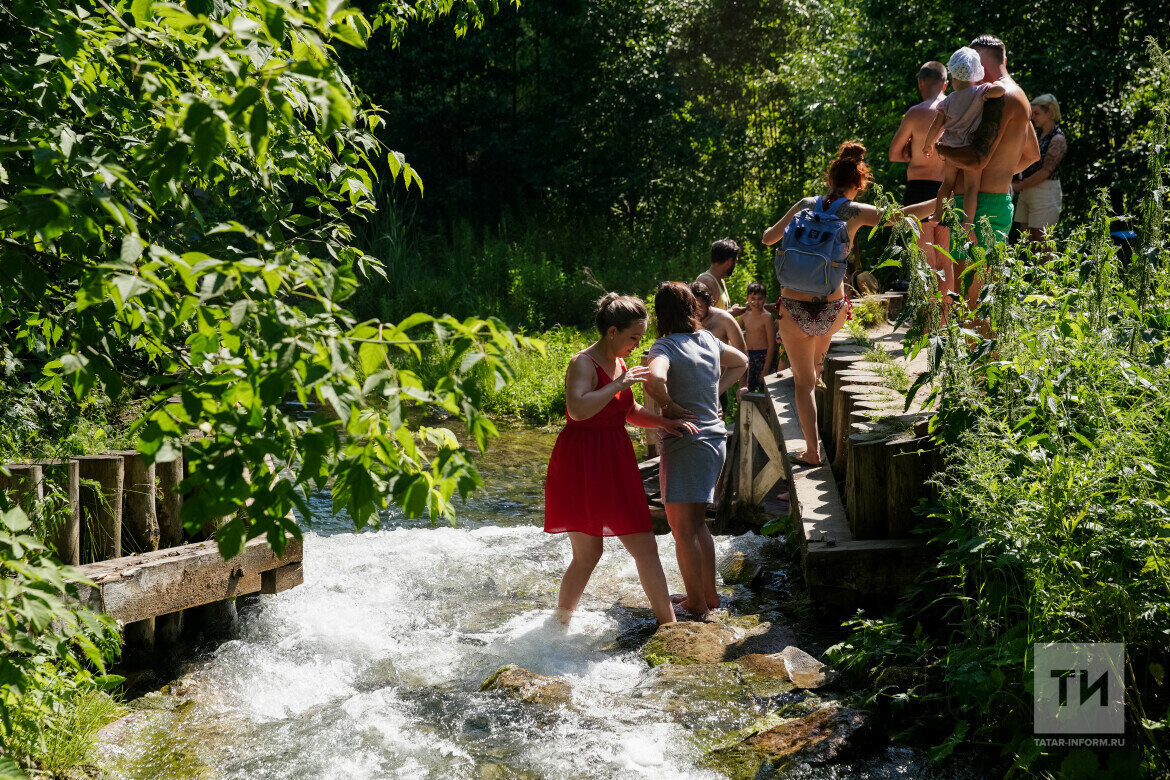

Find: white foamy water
<box><xmin>101</xmin><ymin>523</ymin><xmax>774</xmax><ymax>779</ymax></box>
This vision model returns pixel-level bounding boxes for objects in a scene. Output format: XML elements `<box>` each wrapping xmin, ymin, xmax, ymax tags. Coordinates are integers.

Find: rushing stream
<box><xmin>97</xmin><ymin>425</ymin><xmax>966</xmax><ymax>779</ymax></box>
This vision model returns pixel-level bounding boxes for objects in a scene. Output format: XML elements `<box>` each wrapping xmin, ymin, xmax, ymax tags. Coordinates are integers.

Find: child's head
<box><xmin>746</xmin><ymin>281</ymin><xmax>766</xmax><ymax>308</ymax></box>
<box><xmin>946</xmin><ymin>47</ymin><xmax>984</xmax><ymax>88</ymax></box>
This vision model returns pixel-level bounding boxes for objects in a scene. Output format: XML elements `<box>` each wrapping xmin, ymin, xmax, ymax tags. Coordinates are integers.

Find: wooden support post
<box><xmin>830</xmin><ymin>380</ymin><xmax>892</xmax><ymax>476</ymax></box>
<box><xmin>0</xmin><ymin>463</ymin><xmax>44</xmax><ymax>510</ymax></box>
<box><xmin>821</xmin><ymin>351</ymin><xmax>867</xmax><ymax>440</ymax></box>
<box><xmin>33</xmin><ymin>459</ymin><xmax>81</xmax><ymax>565</ymax></box>
<box><xmin>119</xmin><ymin>452</ymin><xmax>160</xmax><ymax>656</ymax></box>
<box><xmin>119</xmin><ymin>452</ymin><xmax>160</xmax><ymax>553</ymax></box>
<box><xmin>737</xmin><ymin>397</ymin><xmax>755</xmax><ymax>505</ymax></box>
<box><xmin>154</xmin><ymin>457</ymin><xmax>185</xmax><ymax>650</ymax></box>
<box><xmin>156</xmin><ymin>457</ymin><xmax>185</xmax><ymax>548</ymax></box>
<box><xmin>886</xmin><ymin>436</ymin><xmax>930</xmax><ymax>537</ymax></box>
<box><xmin>75</xmin><ymin>455</ymin><xmax>124</xmax><ymax>562</ymax></box>
<box><xmin>262</xmin><ymin>562</ymin><xmax>304</xmax><ymax>594</ymax></box>
<box><xmin>844</xmin><ymin>422</ymin><xmax>897</xmax><ymax>539</ymax></box>
<box><xmin>155</xmin><ymin>611</ymin><xmax>183</xmax><ymax>648</ymax></box>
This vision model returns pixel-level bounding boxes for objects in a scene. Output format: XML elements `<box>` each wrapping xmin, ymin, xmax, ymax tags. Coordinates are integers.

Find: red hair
<box><xmin>824</xmin><ymin>141</ymin><xmax>871</xmax><ymax>194</ymax></box>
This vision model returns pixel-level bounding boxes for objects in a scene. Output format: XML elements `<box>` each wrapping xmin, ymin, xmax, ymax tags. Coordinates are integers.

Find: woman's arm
<box><xmin>1016</xmin><ymin>134</ymin><xmax>1066</xmax><ymax>191</ymax></box>
<box><xmin>626</xmin><ymin>404</ymin><xmax>699</xmax><ymax>436</ymax></box>
<box><xmin>717</xmin><ymin>344</ymin><xmax>749</xmax><ymax>395</ymax></box>
<box><xmin>644</xmin><ymin>355</ymin><xmax>696</xmax><ymax>421</ymax></box>
<box><xmin>762</xmin><ymin>197</ymin><xmax>815</xmax><ymax>246</ymax></box>
<box><xmin>564</xmin><ymin>354</ymin><xmax>649</xmax><ymax>422</ymax></box>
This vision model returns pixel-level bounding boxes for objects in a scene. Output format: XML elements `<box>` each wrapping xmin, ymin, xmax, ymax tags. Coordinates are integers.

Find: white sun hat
<box><xmin>947</xmin><ymin>47</ymin><xmax>985</xmax><ymax>83</ymax></box>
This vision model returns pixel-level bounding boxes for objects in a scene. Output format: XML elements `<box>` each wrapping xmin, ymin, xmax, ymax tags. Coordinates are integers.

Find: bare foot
<box><xmin>673</xmin><ymin>598</ymin><xmax>710</xmax><ymax>618</ymax></box>
<box><xmin>552</xmin><ymin>607</ymin><xmax>573</xmax><ymax>626</ymax></box>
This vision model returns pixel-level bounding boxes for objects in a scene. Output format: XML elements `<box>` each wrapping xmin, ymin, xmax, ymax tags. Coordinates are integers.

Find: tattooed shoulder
<box><xmin>838</xmin><ymin>202</ymin><xmax>862</xmax><ymax>220</ymax></box>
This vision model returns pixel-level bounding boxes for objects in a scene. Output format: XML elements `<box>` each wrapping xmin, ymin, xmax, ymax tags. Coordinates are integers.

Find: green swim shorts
<box><xmin>952</xmin><ymin>192</ymin><xmax>1014</xmax><ymax>260</ymax></box>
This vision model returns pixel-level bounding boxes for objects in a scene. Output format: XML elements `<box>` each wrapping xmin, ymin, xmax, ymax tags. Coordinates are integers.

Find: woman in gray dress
<box><xmin>645</xmin><ymin>282</ymin><xmax>748</xmax><ymax>616</ymax></box>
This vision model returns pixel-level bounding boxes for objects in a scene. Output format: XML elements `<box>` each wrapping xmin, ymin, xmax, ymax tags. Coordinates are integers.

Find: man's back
<box><xmin>891</xmin><ymin>95</ymin><xmax>947</xmax><ymax>182</ymax></box>
<box><xmin>978</xmin><ymin>76</ymin><xmax>1036</xmax><ymax>193</ymax></box>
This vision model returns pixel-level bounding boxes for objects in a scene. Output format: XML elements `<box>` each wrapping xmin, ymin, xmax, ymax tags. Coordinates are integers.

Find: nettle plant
<box><xmin>0</xmin><ymin>0</ymin><xmax>530</xmax><ymax>557</ymax></box>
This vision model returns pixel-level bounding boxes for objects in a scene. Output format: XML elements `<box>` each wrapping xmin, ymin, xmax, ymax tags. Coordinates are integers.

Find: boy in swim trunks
<box><xmin>923</xmin><ymin>47</ymin><xmax>1006</xmax><ymax>236</ymax></box>
<box><xmin>736</xmin><ymin>282</ymin><xmax>775</xmax><ymax>397</ymax></box>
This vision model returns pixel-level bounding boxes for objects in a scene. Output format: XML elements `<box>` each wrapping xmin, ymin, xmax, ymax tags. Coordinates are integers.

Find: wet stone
<box><xmin>480</xmin><ymin>665</ymin><xmax>571</xmax><ymax>707</ymax></box>
<box><xmin>779</xmin><ymin>646</ymin><xmax>831</xmax><ymax>689</ymax></box>
<box><xmin>719</xmin><ymin>550</ymin><xmax>764</xmax><ymax>587</ymax></box>
<box><xmin>705</xmin><ymin>705</ymin><xmax>876</xmax><ymax>778</ymax></box>
<box><xmin>634</xmin><ymin>662</ymin><xmax>781</xmax><ymax>732</ymax></box>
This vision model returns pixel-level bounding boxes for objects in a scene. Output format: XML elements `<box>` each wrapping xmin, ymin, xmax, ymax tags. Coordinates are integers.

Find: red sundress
<box><xmin>544</xmin><ymin>354</ymin><xmax>652</xmax><ymax>537</ymax></box>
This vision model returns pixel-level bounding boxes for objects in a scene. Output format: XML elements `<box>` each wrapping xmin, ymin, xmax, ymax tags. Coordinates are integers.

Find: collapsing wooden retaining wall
<box><xmin>0</xmin><ymin>453</ymin><xmax>303</xmax><ymax>655</ymax></box>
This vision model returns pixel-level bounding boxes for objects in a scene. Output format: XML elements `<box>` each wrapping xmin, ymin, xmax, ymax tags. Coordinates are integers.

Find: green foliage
<box><xmin>477</xmin><ymin>326</ymin><xmax>591</xmax><ymax>423</ymax></box>
<box><xmin>0</xmin><ymin>504</ymin><xmax>123</xmax><ymax>776</ymax></box>
<box><xmin>829</xmin><ymin>50</ymin><xmax>1170</xmax><ymax>773</ymax></box>
<box><xmin>0</xmin><ymin>0</ymin><xmax>536</xmax><ymax>556</ymax></box>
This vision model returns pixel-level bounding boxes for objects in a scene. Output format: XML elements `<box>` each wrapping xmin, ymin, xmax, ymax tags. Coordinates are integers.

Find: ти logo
<box><xmin>1034</xmin><ymin>643</ymin><xmax>1124</xmax><ymax>736</ymax></box>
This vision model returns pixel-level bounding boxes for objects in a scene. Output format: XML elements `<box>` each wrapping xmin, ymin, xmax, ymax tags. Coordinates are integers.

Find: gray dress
<box><xmin>647</xmin><ymin>330</ymin><xmax>728</xmax><ymax>503</ymax></box>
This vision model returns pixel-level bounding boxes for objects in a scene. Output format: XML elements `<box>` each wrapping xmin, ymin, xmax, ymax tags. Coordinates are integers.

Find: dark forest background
<box><xmin>343</xmin><ymin>0</ymin><xmax>1170</xmax><ymax>329</ymax></box>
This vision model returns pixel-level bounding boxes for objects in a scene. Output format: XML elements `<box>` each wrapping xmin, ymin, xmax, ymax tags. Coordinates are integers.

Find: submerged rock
<box><xmin>634</xmin><ymin>662</ymin><xmax>798</xmax><ymax>732</ymax></box>
<box><xmin>705</xmin><ymin>705</ymin><xmax>875</xmax><ymax>777</ymax></box>
<box><xmin>719</xmin><ymin>551</ymin><xmax>763</xmax><ymax>587</ymax></box>
<box><xmin>480</xmin><ymin>665</ymin><xmax>571</xmax><ymax>707</ymax></box>
<box><xmin>735</xmin><ymin>653</ymin><xmax>789</xmax><ymax>680</ymax></box>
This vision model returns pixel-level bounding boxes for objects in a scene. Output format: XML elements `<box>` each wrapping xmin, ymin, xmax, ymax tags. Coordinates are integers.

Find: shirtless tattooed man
<box><xmin>938</xmin><ymin>34</ymin><xmax>1040</xmax><ymax>312</ymax></box>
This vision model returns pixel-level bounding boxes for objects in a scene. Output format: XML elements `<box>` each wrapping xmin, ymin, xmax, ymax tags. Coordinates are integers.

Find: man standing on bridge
<box><xmin>938</xmin><ymin>34</ymin><xmax>1040</xmax><ymax>312</ymax></box>
<box><xmin>889</xmin><ymin>61</ymin><xmax>950</xmax><ymax>294</ymax></box>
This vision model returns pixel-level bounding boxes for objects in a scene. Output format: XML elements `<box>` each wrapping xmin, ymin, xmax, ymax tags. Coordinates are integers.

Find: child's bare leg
<box><xmin>618</xmin><ymin>532</ymin><xmax>676</xmax><ymax>624</ymax></box>
<box><xmin>961</xmin><ymin>169</ymin><xmax>981</xmax><ymax>242</ymax></box>
<box><xmin>555</xmin><ymin>532</ymin><xmax>603</xmax><ymax>623</ymax></box>
<box><xmin>931</xmin><ymin>163</ymin><xmax>958</xmax><ymax>222</ymax></box>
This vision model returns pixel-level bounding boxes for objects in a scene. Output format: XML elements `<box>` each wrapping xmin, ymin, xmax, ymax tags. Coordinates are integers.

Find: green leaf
<box><xmin>193</xmin><ymin>117</ymin><xmax>227</xmax><ymax>173</ymax></box>
<box><xmin>264</xmin><ymin>5</ymin><xmax>285</xmax><ymax>42</ymax></box>
<box><xmin>130</xmin><ymin>0</ymin><xmax>154</xmax><ymax>25</ymax></box>
<box><xmin>248</xmin><ymin>101</ymin><xmax>268</xmax><ymax>158</ymax></box>
<box><xmin>121</xmin><ymin>234</ymin><xmax>144</xmax><ymax>264</ymax></box>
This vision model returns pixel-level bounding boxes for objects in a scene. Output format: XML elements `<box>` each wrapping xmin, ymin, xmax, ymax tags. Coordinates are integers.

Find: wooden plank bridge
<box><xmin>0</xmin><ymin>452</ymin><xmax>303</xmax><ymax>653</ymax></box>
<box><xmin>639</xmin><ymin>309</ymin><xmax>938</xmax><ymax>607</ymax></box>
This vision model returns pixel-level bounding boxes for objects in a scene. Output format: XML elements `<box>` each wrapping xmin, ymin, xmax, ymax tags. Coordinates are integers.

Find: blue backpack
<box><xmin>774</xmin><ymin>197</ymin><xmax>851</xmax><ymax>296</ymax></box>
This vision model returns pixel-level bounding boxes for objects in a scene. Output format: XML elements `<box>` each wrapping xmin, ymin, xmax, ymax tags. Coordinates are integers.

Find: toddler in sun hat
<box><xmin>921</xmin><ymin>46</ymin><xmax>1007</xmax><ymax>231</ymax></box>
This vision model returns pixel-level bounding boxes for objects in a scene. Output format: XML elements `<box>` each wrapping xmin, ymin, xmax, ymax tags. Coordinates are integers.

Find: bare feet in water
<box><xmin>671</xmin><ymin>594</ymin><xmax>721</xmax><ymax>615</ymax></box>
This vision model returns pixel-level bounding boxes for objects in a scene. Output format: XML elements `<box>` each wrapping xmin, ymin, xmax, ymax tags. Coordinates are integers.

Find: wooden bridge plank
<box><xmin>75</xmin><ymin>536</ymin><xmax>303</xmax><ymax>624</ymax></box>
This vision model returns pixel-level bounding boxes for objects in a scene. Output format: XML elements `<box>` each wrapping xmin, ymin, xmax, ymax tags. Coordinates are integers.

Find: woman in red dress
<box><xmin>545</xmin><ymin>293</ymin><xmax>698</xmax><ymax>625</ymax></box>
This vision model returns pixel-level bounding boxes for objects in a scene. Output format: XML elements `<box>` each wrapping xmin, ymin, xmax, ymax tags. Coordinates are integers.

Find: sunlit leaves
<box><xmin>1</xmin><ymin>0</ymin><xmax>527</xmax><ymax>559</ymax></box>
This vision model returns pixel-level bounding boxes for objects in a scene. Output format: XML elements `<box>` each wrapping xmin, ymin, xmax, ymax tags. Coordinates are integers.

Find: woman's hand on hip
<box><xmin>661</xmin><ymin>401</ymin><xmax>697</xmax><ymax>422</ymax></box>
<box><xmin>661</xmin><ymin>417</ymin><xmax>699</xmax><ymax>437</ymax></box>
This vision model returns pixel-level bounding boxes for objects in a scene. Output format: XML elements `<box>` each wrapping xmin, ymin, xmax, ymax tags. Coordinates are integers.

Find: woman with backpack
<box><xmin>761</xmin><ymin>142</ymin><xmax>936</xmax><ymax>466</ymax></box>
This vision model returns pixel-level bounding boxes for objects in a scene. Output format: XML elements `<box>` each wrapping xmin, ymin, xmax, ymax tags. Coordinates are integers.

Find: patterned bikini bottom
<box><xmin>780</xmin><ymin>296</ymin><xmax>852</xmax><ymax>337</ymax></box>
